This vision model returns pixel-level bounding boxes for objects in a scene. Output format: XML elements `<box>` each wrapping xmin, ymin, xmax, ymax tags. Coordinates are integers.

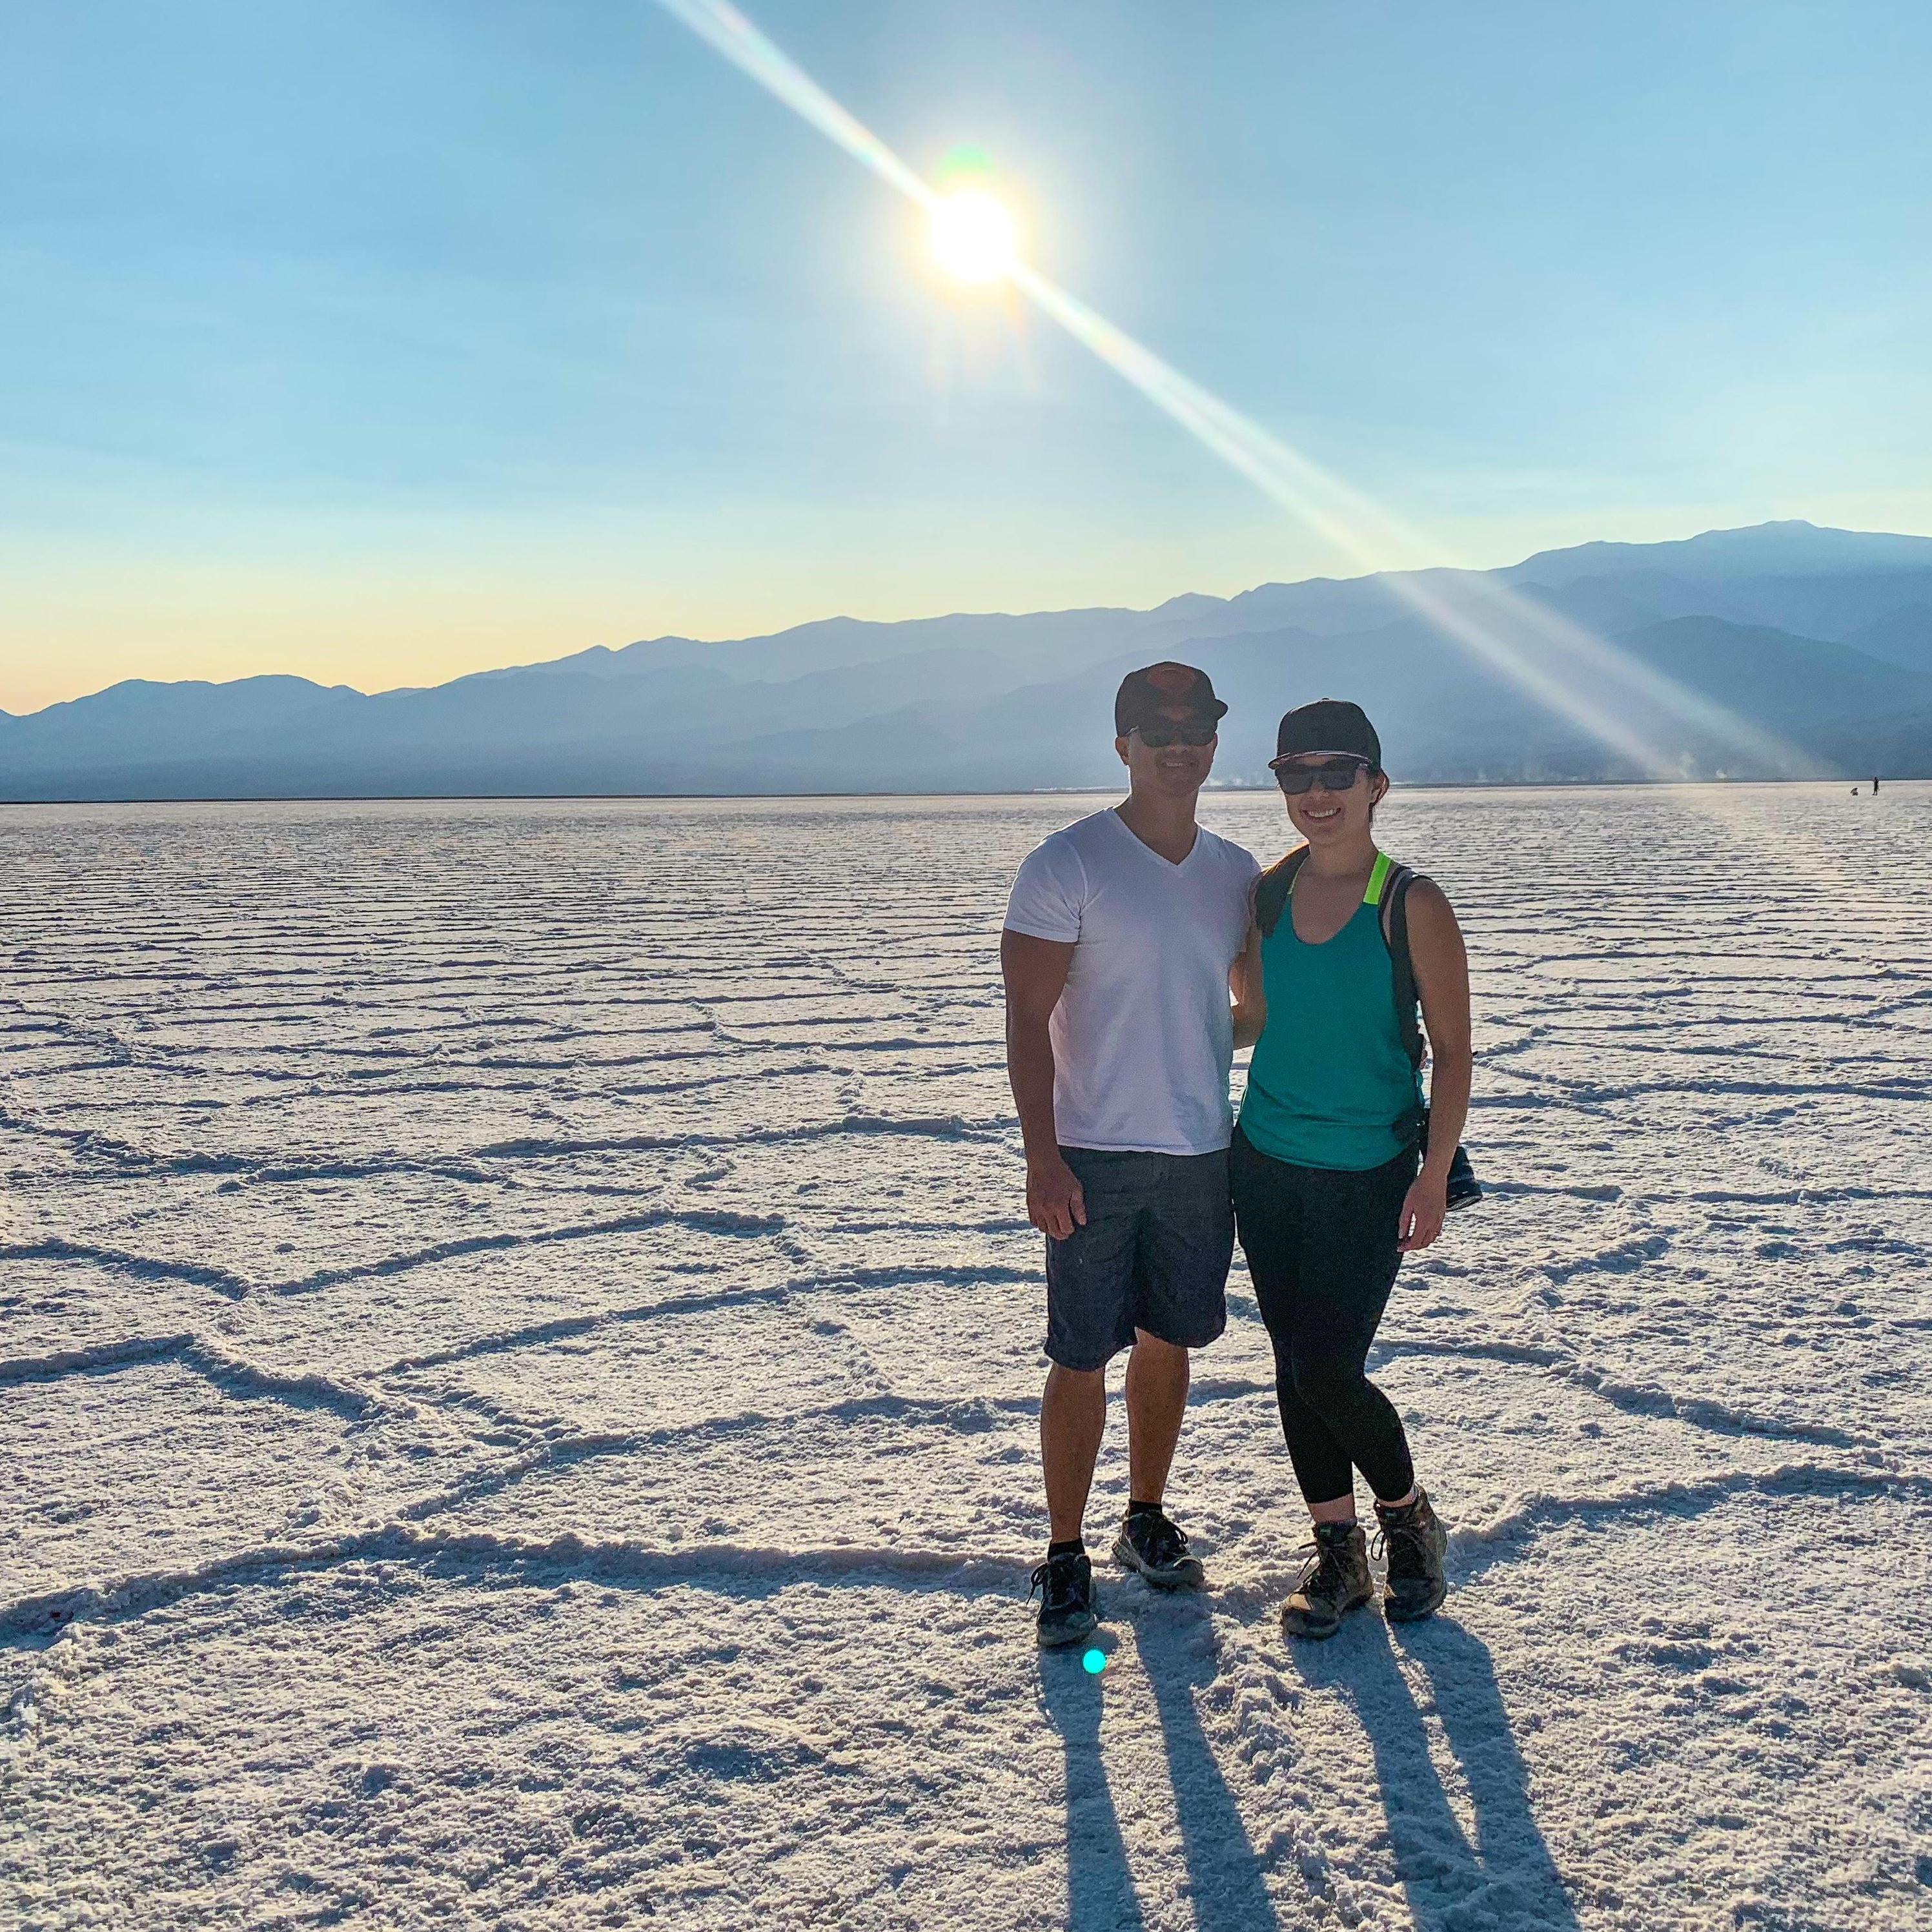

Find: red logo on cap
<box><xmin>1146</xmin><ymin>663</ymin><xmax>1197</xmax><ymax>696</ymax></box>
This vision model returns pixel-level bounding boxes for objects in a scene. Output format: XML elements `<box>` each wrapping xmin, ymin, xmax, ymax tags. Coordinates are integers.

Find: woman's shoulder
<box><xmin>1396</xmin><ymin>871</ymin><xmax>1461</xmax><ymax>942</ymax></box>
<box><xmin>1399</xmin><ymin>870</ymin><xmax>1451</xmax><ymax>908</ymax></box>
<box><xmin>1254</xmin><ymin>842</ymin><xmax>1309</xmax><ymax>882</ymax></box>
<box><xmin>1250</xmin><ymin>844</ymin><xmax>1308</xmax><ymax>935</ymax></box>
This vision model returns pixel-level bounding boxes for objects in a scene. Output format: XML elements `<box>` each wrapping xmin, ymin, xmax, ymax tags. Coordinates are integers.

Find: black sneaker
<box><xmin>1374</xmin><ymin>1489</ymin><xmax>1448</xmax><ymax>1623</ymax></box>
<box><xmin>1030</xmin><ymin>1551</ymin><xmax>1099</xmax><ymax>1649</ymax></box>
<box><xmin>1281</xmin><ymin>1521</ymin><xmax>1372</xmax><ymax>1640</ymax></box>
<box><xmin>1111</xmin><ymin>1507</ymin><xmax>1206</xmax><ymax>1591</ymax></box>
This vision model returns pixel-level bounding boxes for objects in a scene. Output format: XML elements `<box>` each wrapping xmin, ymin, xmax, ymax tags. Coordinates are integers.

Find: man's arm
<box><xmin>1000</xmin><ymin>930</ymin><xmax>1087</xmax><ymax>1241</ymax></box>
<box><xmin>1398</xmin><ymin>879</ymin><xmax>1472</xmax><ymax>1254</ymax></box>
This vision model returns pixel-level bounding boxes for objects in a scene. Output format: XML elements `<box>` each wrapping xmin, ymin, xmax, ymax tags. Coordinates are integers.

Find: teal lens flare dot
<box><xmin>1082</xmin><ymin>1647</ymin><xmax>1106</xmax><ymax>1675</ymax></box>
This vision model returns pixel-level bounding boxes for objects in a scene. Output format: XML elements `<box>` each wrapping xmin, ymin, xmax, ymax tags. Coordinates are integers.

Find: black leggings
<box><xmin>1230</xmin><ymin>1127</ymin><xmax>1417</xmax><ymax>1509</ymax></box>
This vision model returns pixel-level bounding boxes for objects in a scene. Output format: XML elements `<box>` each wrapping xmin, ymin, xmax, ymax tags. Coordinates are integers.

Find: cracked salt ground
<box><xmin>0</xmin><ymin>1357</ymin><xmax>456</xmax><ymax>1607</ymax></box>
<box><xmin>3</xmin><ymin>789</ymin><xmax>1930</xmax><ymax>1929</ymax></box>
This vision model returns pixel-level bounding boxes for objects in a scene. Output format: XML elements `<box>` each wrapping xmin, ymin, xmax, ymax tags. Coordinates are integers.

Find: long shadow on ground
<box><xmin>1039</xmin><ymin>1639</ymin><xmax>1147</xmax><ymax>1930</ymax></box>
<box><xmin>1039</xmin><ymin>1599</ymin><xmax>1285</xmax><ymax>1931</ymax></box>
<box><xmin>1290</xmin><ymin>1612</ymin><xmax>1580</xmax><ymax>1931</ymax></box>
<box><xmin>1134</xmin><ymin>1601</ymin><xmax>1285</xmax><ymax>1931</ymax></box>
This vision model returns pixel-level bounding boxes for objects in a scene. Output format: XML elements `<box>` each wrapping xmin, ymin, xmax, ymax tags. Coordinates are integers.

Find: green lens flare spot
<box><xmin>939</xmin><ymin>143</ymin><xmax>994</xmax><ymax>185</ymax></box>
<box><xmin>1082</xmin><ymin>1647</ymin><xmax>1106</xmax><ymax>1675</ymax></box>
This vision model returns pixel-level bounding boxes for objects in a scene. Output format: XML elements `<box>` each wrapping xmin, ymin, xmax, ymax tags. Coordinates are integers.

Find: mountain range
<box><xmin>6</xmin><ymin>520</ymin><xmax>1931</xmax><ymax>800</ymax></box>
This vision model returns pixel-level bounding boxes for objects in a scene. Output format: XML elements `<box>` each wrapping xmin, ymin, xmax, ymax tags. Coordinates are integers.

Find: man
<box><xmin>1001</xmin><ymin>662</ymin><xmax>1260</xmax><ymax>1646</ymax></box>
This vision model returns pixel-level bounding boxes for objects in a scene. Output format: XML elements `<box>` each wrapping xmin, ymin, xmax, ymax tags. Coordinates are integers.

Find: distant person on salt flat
<box><xmin>1002</xmin><ymin>662</ymin><xmax>1259</xmax><ymax>1648</ymax></box>
<box><xmin>1230</xmin><ymin>699</ymin><xmax>1473</xmax><ymax>1638</ymax></box>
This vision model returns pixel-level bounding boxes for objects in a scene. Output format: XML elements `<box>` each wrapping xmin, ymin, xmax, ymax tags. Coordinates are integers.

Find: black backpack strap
<box><xmin>1381</xmin><ymin>864</ymin><xmax>1426</xmax><ymax>1071</ymax></box>
<box><xmin>1253</xmin><ymin>844</ymin><xmax>1310</xmax><ymax>939</ymax></box>
<box><xmin>1386</xmin><ymin>864</ymin><xmax>1480</xmax><ymax>1199</ymax></box>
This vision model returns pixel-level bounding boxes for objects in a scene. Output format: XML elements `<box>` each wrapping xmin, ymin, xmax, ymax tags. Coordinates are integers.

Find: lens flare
<box><xmin>647</xmin><ymin>0</ymin><xmax>1826</xmax><ymax>800</ymax></box>
<box><xmin>1082</xmin><ymin>1647</ymin><xmax>1106</xmax><ymax>1675</ymax></box>
<box><xmin>931</xmin><ymin>189</ymin><xmax>1017</xmax><ymax>283</ymax></box>
<box><xmin>650</xmin><ymin>0</ymin><xmax>935</xmax><ymax>208</ymax></box>
<box><xmin>939</xmin><ymin>143</ymin><xmax>995</xmax><ymax>186</ymax></box>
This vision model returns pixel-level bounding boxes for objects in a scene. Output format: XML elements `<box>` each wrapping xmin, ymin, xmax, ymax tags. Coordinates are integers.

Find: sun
<box><xmin>930</xmin><ymin>188</ymin><xmax>1017</xmax><ymax>283</ymax></box>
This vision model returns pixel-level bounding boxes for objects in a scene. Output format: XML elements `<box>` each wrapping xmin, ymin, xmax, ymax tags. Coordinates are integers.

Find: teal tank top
<box><xmin>1239</xmin><ymin>851</ymin><xmax>1423</xmax><ymax>1172</ymax></box>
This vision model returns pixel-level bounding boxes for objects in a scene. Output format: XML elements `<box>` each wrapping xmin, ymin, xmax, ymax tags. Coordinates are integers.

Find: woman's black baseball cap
<box><xmin>1115</xmin><ymin>662</ymin><xmax>1228</xmax><ymax>736</ymax></box>
<box><xmin>1270</xmin><ymin>698</ymin><xmax>1381</xmax><ymax>769</ymax></box>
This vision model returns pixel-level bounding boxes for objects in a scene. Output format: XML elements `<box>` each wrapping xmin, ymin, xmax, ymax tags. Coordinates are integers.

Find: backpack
<box><xmin>1254</xmin><ymin>847</ymin><xmax>1481</xmax><ymax>1210</ymax></box>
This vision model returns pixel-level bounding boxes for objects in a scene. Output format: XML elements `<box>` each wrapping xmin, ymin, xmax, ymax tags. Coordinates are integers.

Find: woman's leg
<box><xmin>1283</xmin><ymin>1150</ymin><xmax>1419</xmax><ymax>1506</ymax></box>
<box><xmin>1230</xmin><ymin>1132</ymin><xmax>1356</xmax><ymax>1512</ymax></box>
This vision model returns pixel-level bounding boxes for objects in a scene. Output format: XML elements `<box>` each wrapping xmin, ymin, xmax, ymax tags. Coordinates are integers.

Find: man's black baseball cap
<box><xmin>1270</xmin><ymin>698</ymin><xmax>1382</xmax><ymax>769</ymax></box>
<box><xmin>1115</xmin><ymin>662</ymin><xmax>1228</xmax><ymax>737</ymax></box>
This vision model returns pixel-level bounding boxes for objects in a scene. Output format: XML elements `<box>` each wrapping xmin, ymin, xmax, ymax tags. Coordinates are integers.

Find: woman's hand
<box><xmin>1398</xmin><ymin>1170</ymin><xmax>1449</xmax><ymax>1252</ymax></box>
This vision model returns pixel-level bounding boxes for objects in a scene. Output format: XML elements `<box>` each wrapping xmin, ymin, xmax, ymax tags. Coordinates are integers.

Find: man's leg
<box><xmin>1123</xmin><ymin>1330</ymin><xmax>1190</xmax><ymax>1507</ymax></box>
<box><xmin>1126</xmin><ymin>1148</ymin><xmax>1233</xmax><ymax>1511</ymax></box>
<box><xmin>1041</xmin><ymin>1363</ymin><xmax>1107</xmax><ymax>1543</ymax></box>
<box><xmin>1109</xmin><ymin>1150</ymin><xmax>1230</xmax><ymax>1591</ymax></box>
<box><xmin>1040</xmin><ymin>1149</ymin><xmax>1137</xmax><ymax>1547</ymax></box>
<box><xmin>1035</xmin><ymin>1361</ymin><xmax>1108</xmax><ymax>1647</ymax></box>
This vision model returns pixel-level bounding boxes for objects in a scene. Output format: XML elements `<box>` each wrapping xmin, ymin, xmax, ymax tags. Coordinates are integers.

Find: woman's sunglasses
<box><xmin>1274</xmin><ymin>756</ymin><xmax>1370</xmax><ymax>795</ymax></box>
<box><xmin>1132</xmin><ymin>722</ymin><xmax>1217</xmax><ymax>748</ymax></box>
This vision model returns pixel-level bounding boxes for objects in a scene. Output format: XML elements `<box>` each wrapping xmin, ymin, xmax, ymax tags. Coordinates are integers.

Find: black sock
<box><xmin>1126</xmin><ymin>1498</ymin><xmax>1164</xmax><ymax>1520</ymax></box>
<box><xmin>1047</xmin><ymin>1538</ymin><xmax>1084</xmax><ymax>1560</ymax></box>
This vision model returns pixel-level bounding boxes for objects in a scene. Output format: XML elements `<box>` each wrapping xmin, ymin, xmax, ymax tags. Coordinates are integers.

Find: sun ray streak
<box><xmin>1013</xmin><ymin>269</ymin><xmax>1685</xmax><ymax>778</ymax></box>
<box><xmin>651</xmin><ymin>0</ymin><xmax>935</xmax><ymax>208</ymax></box>
<box><xmin>1015</xmin><ymin>267</ymin><xmax>1815</xmax><ymax>783</ymax></box>
<box><xmin>649</xmin><ymin>0</ymin><xmax>1825</xmax><ymax>795</ymax></box>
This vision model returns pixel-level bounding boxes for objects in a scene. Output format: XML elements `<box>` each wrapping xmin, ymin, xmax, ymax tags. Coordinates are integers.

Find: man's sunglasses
<box><xmin>1132</xmin><ymin>722</ymin><xmax>1217</xmax><ymax>748</ymax></box>
<box><xmin>1274</xmin><ymin>756</ymin><xmax>1370</xmax><ymax>795</ymax></box>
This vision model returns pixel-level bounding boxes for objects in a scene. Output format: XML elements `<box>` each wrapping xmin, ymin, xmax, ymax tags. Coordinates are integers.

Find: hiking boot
<box><xmin>1030</xmin><ymin>1550</ymin><xmax>1099</xmax><ymax>1649</ymax></box>
<box><xmin>1281</xmin><ymin>1522</ymin><xmax>1372</xmax><ymax>1640</ymax></box>
<box><xmin>1112</xmin><ymin>1507</ymin><xmax>1206</xmax><ymax>1591</ymax></box>
<box><xmin>1375</xmin><ymin>1489</ymin><xmax>1448</xmax><ymax>1623</ymax></box>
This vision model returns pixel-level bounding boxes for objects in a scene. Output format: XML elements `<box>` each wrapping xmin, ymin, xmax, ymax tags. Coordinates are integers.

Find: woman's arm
<box><xmin>1230</xmin><ymin>919</ymin><xmax>1266</xmax><ymax>1050</ymax></box>
<box><xmin>1398</xmin><ymin>879</ymin><xmax>1472</xmax><ymax>1253</ymax></box>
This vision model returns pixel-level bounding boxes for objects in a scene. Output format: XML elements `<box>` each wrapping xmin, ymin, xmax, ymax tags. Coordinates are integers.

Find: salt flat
<box><xmin>2</xmin><ymin>785</ymin><xmax>1928</xmax><ymax>1931</ymax></box>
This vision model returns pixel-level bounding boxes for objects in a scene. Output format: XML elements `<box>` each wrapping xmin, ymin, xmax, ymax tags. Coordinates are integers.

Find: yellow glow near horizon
<box><xmin>930</xmin><ymin>189</ymin><xmax>1017</xmax><ymax>283</ymax></box>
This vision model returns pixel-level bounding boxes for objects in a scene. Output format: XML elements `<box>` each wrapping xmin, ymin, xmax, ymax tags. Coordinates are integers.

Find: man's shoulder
<box><xmin>1007</xmin><ymin>816</ymin><xmax>1106</xmax><ymax>935</ymax></box>
<box><xmin>1196</xmin><ymin>826</ymin><xmax>1262</xmax><ymax>878</ymax></box>
<box><xmin>1057</xmin><ymin>808</ymin><xmax>1125</xmax><ymax>848</ymax></box>
<box><xmin>1021</xmin><ymin>810</ymin><xmax>1117</xmax><ymax>868</ymax></box>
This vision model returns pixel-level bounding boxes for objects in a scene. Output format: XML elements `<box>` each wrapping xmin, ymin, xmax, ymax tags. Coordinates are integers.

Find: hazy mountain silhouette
<box><xmin>1844</xmin><ymin>605</ymin><xmax>1932</xmax><ymax>676</ymax></box>
<box><xmin>5</xmin><ymin>521</ymin><xmax>1931</xmax><ymax>799</ymax></box>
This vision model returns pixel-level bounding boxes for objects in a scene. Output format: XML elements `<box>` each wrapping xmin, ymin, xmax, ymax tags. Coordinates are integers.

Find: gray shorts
<box><xmin>1044</xmin><ymin>1145</ymin><xmax>1234</xmax><ymax>1372</ymax></box>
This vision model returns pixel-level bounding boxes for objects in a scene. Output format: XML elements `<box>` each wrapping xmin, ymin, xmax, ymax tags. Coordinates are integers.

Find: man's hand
<box><xmin>1028</xmin><ymin>1155</ymin><xmax>1088</xmax><ymax>1241</ymax></box>
<box><xmin>1398</xmin><ymin>1170</ymin><xmax>1449</xmax><ymax>1252</ymax></box>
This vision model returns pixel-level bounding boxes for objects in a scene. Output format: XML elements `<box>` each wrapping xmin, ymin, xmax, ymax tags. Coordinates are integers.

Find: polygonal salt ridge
<box><xmin>0</xmin><ymin>1345</ymin><xmax>465</xmax><ymax>1611</ymax></box>
<box><xmin>380</xmin><ymin>1290</ymin><xmax>888</xmax><ymax>1445</ymax></box>
<box><xmin>0</xmin><ymin>1195</ymin><xmax>796</xmax><ymax>1308</ymax></box>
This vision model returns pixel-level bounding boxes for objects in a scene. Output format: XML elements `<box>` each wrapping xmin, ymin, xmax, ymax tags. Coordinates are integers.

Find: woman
<box><xmin>1230</xmin><ymin>699</ymin><xmax>1472</xmax><ymax>1640</ymax></box>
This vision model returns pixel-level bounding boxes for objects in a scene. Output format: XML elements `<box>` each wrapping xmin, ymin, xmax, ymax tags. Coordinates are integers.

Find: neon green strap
<box><xmin>1287</xmin><ymin>848</ymin><xmax>1393</xmax><ymax>905</ymax></box>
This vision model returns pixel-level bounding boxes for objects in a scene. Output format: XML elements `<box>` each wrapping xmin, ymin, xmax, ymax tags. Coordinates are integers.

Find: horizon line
<box><xmin>10</xmin><ymin>513</ymin><xmax>1930</xmax><ymax>719</ymax></box>
<box><xmin>0</xmin><ymin>775</ymin><xmax>1914</xmax><ymax>810</ymax></box>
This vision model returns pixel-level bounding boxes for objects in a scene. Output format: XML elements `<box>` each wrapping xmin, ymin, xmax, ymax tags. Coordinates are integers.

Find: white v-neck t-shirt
<box><xmin>1004</xmin><ymin>808</ymin><xmax>1260</xmax><ymax>1155</ymax></box>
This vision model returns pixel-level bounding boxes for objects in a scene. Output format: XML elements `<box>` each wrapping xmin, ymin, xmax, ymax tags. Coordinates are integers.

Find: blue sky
<box><xmin>3</xmin><ymin>0</ymin><xmax>1928</xmax><ymax>711</ymax></box>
